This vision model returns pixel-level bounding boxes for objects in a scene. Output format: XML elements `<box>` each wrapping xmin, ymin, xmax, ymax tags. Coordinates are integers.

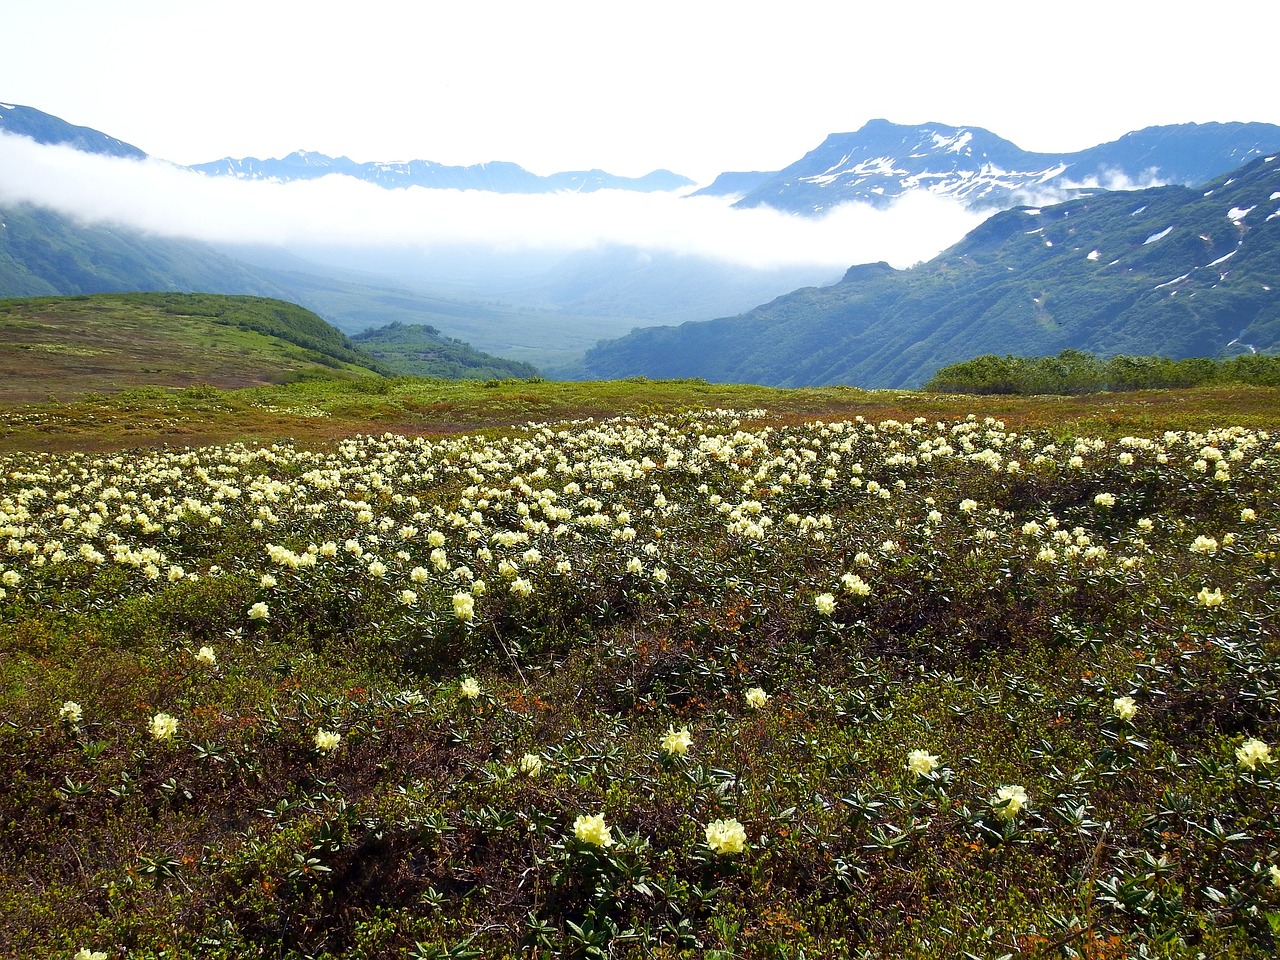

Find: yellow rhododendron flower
<box><xmin>314</xmin><ymin>729</ymin><xmax>342</xmax><ymax>754</ymax></box>
<box><xmin>1195</xmin><ymin>586</ymin><xmax>1225</xmax><ymax>607</ymax></box>
<box><xmin>1236</xmin><ymin>737</ymin><xmax>1272</xmax><ymax>771</ymax></box>
<box><xmin>906</xmin><ymin>749</ymin><xmax>939</xmax><ymax>776</ymax></box>
<box><xmin>841</xmin><ymin>572</ymin><xmax>871</xmax><ymax>597</ymax></box>
<box><xmin>704</xmin><ymin>818</ymin><xmax>747</xmax><ymax>854</ymax></box>
<box><xmin>573</xmin><ymin>813</ymin><xmax>613</xmax><ymax>847</ymax></box>
<box><xmin>1112</xmin><ymin>696</ymin><xmax>1137</xmax><ymax>721</ymax></box>
<box><xmin>992</xmin><ymin>784</ymin><xmax>1028</xmax><ymax>821</ymax></box>
<box><xmin>149</xmin><ymin>712</ymin><xmax>179</xmax><ymax>742</ymax></box>
<box><xmin>452</xmin><ymin>592</ymin><xmax>475</xmax><ymax>622</ymax></box>
<box><xmin>744</xmin><ymin>687</ymin><xmax>769</xmax><ymax>709</ymax></box>
<box><xmin>660</xmin><ymin>725</ymin><xmax>692</xmax><ymax>756</ymax></box>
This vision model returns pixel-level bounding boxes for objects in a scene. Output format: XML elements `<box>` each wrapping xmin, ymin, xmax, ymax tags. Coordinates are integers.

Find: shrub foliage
<box><xmin>1</xmin><ymin>408</ymin><xmax>1278</xmax><ymax>958</ymax></box>
<box><xmin>926</xmin><ymin>349</ymin><xmax>1280</xmax><ymax>395</ymax></box>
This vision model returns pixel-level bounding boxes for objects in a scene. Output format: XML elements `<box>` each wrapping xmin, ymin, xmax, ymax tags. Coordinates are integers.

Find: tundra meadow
<box><xmin>2</xmin><ymin>406</ymin><xmax>1279</xmax><ymax>958</ymax></box>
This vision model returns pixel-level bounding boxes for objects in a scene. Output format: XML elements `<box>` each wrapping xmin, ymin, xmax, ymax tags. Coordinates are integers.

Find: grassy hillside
<box><xmin>1</xmin><ymin>388</ymin><xmax>1278</xmax><ymax>958</ymax></box>
<box><xmin>0</xmin><ymin>293</ymin><xmax>391</xmax><ymax>403</ymax></box>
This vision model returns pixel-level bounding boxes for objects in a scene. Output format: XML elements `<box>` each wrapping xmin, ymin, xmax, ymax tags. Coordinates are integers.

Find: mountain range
<box><xmin>695</xmin><ymin>119</ymin><xmax>1280</xmax><ymax>214</ymax></box>
<box><xmin>5</xmin><ymin>101</ymin><xmax>1280</xmax><ymax>388</ymax></box>
<box><xmin>585</xmin><ymin>154</ymin><xmax>1280</xmax><ymax>388</ymax></box>
<box><xmin>18</xmin><ymin>99</ymin><xmax>1275</xmax><ymax>220</ymax></box>
<box><xmin>190</xmin><ymin>152</ymin><xmax>693</xmax><ymax>194</ymax></box>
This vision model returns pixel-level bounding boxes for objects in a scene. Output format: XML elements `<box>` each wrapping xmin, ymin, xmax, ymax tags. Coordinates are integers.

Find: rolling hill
<box><xmin>584</xmin><ymin>155</ymin><xmax>1280</xmax><ymax>388</ymax></box>
<box><xmin>0</xmin><ymin>293</ymin><xmax>393</xmax><ymax>404</ymax></box>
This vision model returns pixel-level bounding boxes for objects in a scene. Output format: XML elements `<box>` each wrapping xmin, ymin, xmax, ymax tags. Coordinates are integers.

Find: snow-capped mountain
<box><xmin>698</xmin><ymin>119</ymin><xmax>1280</xmax><ymax>214</ymax></box>
<box><xmin>189</xmin><ymin>151</ymin><xmax>694</xmax><ymax>194</ymax></box>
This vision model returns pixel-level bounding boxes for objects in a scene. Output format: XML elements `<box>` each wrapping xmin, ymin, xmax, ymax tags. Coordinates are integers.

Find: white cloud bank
<box><xmin>0</xmin><ymin>133</ymin><xmax>988</xmax><ymax>271</ymax></box>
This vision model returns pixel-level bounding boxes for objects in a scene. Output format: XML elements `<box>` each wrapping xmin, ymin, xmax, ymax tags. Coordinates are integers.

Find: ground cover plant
<box><xmin>1</xmin><ymin>404</ymin><xmax>1279</xmax><ymax>958</ymax></box>
<box><xmin>5</xmin><ymin>374</ymin><xmax>1280</xmax><ymax>455</ymax></box>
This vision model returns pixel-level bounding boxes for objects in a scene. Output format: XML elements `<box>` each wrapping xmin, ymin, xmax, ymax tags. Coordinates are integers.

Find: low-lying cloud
<box><xmin>1010</xmin><ymin>166</ymin><xmax>1166</xmax><ymax>210</ymax></box>
<box><xmin>0</xmin><ymin>133</ymin><xmax>987</xmax><ymax>270</ymax></box>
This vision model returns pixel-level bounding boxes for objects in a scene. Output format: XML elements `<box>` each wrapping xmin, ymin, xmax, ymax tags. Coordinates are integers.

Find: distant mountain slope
<box><xmin>731</xmin><ymin>119</ymin><xmax>1280</xmax><ymax>214</ymax></box>
<box><xmin>0</xmin><ymin>201</ymin><xmax>291</xmax><ymax>298</ymax></box>
<box><xmin>191</xmin><ymin>150</ymin><xmax>694</xmax><ymax>193</ymax></box>
<box><xmin>352</xmin><ymin>322</ymin><xmax>540</xmax><ymax>380</ymax></box>
<box><xmin>0</xmin><ymin>101</ymin><xmax>147</xmax><ymax>159</ymax></box>
<box><xmin>0</xmin><ymin>293</ymin><xmax>390</xmax><ymax>404</ymax></box>
<box><xmin>583</xmin><ymin>155</ymin><xmax>1280</xmax><ymax>389</ymax></box>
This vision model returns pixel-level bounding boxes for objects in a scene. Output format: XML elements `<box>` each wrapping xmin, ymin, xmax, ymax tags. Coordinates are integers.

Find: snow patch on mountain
<box><xmin>932</xmin><ymin>131</ymin><xmax>974</xmax><ymax>154</ymax></box>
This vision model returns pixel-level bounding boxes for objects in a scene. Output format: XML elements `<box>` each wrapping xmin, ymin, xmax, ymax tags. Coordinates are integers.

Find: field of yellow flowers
<box><xmin>2</xmin><ymin>407</ymin><xmax>1278</xmax><ymax>958</ymax></box>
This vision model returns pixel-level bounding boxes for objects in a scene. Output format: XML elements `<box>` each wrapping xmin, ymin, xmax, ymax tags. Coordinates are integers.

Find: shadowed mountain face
<box><xmin>585</xmin><ymin>155</ymin><xmax>1280</xmax><ymax>388</ymax></box>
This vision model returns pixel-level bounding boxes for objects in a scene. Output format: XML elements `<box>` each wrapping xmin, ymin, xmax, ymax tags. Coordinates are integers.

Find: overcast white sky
<box><xmin>6</xmin><ymin>0</ymin><xmax>1277</xmax><ymax>182</ymax></box>
<box><xmin>3</xmin><ymin>0</ymin><xmax>1278</xmax><ymax>272</ymax></box>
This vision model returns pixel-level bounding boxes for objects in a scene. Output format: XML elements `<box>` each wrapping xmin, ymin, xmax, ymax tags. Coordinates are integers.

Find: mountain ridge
<box><xmin>0</xmin><ymin>101</ymin><xmax>147</xmax><ymax>159</ymax></box>
<box><xmin>190</xmin><ymin>151</ymin><xmax>694</xmax><ymax>193</ymax></box>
